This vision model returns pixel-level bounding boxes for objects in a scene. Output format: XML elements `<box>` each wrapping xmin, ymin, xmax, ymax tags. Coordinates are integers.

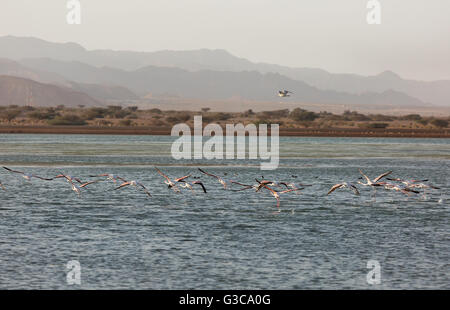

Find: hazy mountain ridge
<box><xmin>0</xmin><ymin>36</ymin><xmax>448</xmax><ymax>106</ymax></box>
<box><xmin>18</xmin><ymin>57</ymin><xmax>425</xmax><ymax>106</ymax></box>
<box><xmin>0</xmin><ymin>75</ymin><xmax>101</xmax><ymax>107</ymax></box>
<box><xmin>0</xmin><ymin>58</ymin><xmax>138</xmax><ymax>102</ymax></box>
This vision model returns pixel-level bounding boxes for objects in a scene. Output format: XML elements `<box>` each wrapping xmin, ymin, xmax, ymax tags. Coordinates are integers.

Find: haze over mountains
<box><xmin>0</xmin><ymin>35</ymin><xmax>448</xmax><ymax>109</ymax></box>
<box><xmin>0</xmin><ymin>75</ymin><xmax>100</xmax><ymax>107</ymax></box>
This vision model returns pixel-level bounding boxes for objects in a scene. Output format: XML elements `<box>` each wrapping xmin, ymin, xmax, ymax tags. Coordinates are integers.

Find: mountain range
<box><xmin>0</xmin><ymin>75</ymin><xmax>100</xmax><ymax>107</ymax></box>
<box><xmin>0</xmin><ymin>35</ymin><xmax>448</xmax><ymax>108</ymax></box>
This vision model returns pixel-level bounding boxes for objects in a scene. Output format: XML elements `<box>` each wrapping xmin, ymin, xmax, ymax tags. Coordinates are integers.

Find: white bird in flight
<box><xmin>114</xmin><ymin>180</ymin><xmax>152</xmax><ymax>197</ymax></box>
<box><xmin>278</xmin><ymin>90</ymin><xmax>293</xmax><ymax>97</ymax></box>
<box><xmin>53</xmin><ymin>173</ymin><xmax>84</xmax><ymax>184</ymax></box>
<box><xmin>198</xmin><ymin>168</ymin><xmax>229</xmax><ymax>189</ymax></box>
<box><xmin>357</xmin><ymin>169</ymin><xmax>392</xmax><ymax>187</ymax></box>
<box><xmin>386</xmin><ymin>177</ymin><xmax>440</xmax><ymax>190</ymax></box>
<box><xmin>382</xmin><ymin>183</ymin><xmax>420</xmax><ymax>195</ymax></box>
<box><xmin>155</xmin><ymin>167</ymin><xmax>190</xmax><ymax>192</ymax></box>
<box><xmin>258</xmin><ymin>182</ymin><xmax>299</xmax><ymax>209</ymax></box>
<box><xmin>327</xmin><ymin>182</ymin><xmax>360</xmax><ymax>195</ymax></box>
<box><xmin>58</xmin><ymin>174</ymin><xmax>99</xmax><ymax>195</ymax></box>
<box><xmin>177</xmin><ymin>180</ymin><xmax>208</xmax><ymax>193</ymax></box>
<box><xmin>229</xmin><ymin>180</ymin><xmax>260</xmax><ymax>192</ymax></box>
<box><xmin>89</xmin><ymin>173</ymin><xmax>127</xmax><ymax>184</ymax></box>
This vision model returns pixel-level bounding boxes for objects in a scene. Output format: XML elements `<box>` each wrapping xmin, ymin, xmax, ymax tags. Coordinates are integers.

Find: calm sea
<box><xmin>0</xmin><ymin>134</ymin><xmax>448</xmax><ymax>289</ymax></box>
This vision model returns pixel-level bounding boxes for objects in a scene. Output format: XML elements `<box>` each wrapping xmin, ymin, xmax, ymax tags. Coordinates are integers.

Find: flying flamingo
<box><xmin>198</xmin><ymin>168</ymin><xmax>229</xmax><ymax>189</ymax></box>
<box><xmin>259</xmin><ymin>183</ymin><xmax>299</xmax><ymax>209</ymax></box>
<box><xmin>177</xmin><ymin>180</ymin><xmax>207</xmax><ymax>193</ymax></box>
<box><xmin>357</xmin><ymin>169</ymin><xmax>392</xmax><ymax>187</ymax></box>
<box><xmin>382</xmin><ymin>183</ymin><xmax>420</xmax><ymax>195</ymax></box>
<box><xmin>155</xmin><ymin>167</ymin><xmax>190</xmax><ymax>192</ymax></box>
<box><xmin>327</xmin><ymin>182</ymin><xmax>360</xmax><ymax>196</ymax></box>
<box><xmin>114</xmin><ymin>180</ymin><xmax>152</xmax><ymax>197</ymax></box>
<box><xmin>61</xmin><ymin>175</ymin><xmax>99</xmax><ymax>195</ymax></box>
<box><xmin>279</xmin><ymin>182</ymin><xmax>307</xmax><ymax>194</ymax></box>
<box><xmin>229</xmin><ymin>180</ymin><xmax>260</xmax><ymax>192</ymax></box>
<box><xmin>53</xmin><ymin>173</ymin><xmax>84</xmax><ymax>184</ymax></box>
<box><xmin>89</xmin><ymin>173</ymin><xmax>127</xmax><ymax>184</ymax></box>
<box><xmin>386</xmin><ymin>177</ymin><xmax>440</xmax><ymax>189</ymax></box>
<box><xmin>3</xmin><ymin>166</ymin><xmax>53</xmax><ymax>181</ymax></box>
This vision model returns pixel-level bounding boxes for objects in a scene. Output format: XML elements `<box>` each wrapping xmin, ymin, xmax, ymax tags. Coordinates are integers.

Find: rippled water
<box><xmin>0</xmin><ymin>134</ymin><xmax>448</xmax><ymax>289</ymax></box>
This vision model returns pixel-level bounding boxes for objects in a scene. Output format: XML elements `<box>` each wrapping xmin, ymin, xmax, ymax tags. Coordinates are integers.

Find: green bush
<box><xmin>83</xmin><ymin>108</ymin><xmax>107</xmax><ymax>120</ymax></box>
<box><xmin>290</xmin><ymin>108</ymin><xmax>318</xmax><ymax>121</ymax></box>
<box><xmin>126</xmin><ymin>106</ymin><xmax>139</xmax><ymax>112</ymax></box>
<box><xmin>212</xmin><ymin>112</ymin><xmax>232</xmax><ymax>121</ymax></box>
<box><xmin>48</xmin><ymin>114</ymin><xmax>86</xmax><ymax>126</ymax></box>
<box><xmin>402</xmin><ymin>114</ymin><xmax>422</xmax><ymax>121</ymax></box>
<box><xmin>430</xmin><ymin>119</ymin><xmax>448</xmax><ymax>128</ymax></box>
<box><xmin>149</xmin><ymin>108</ymin><xmax>162</xmax><ymax>114</ymax></box>
<box><xmin>176</xmin><ymin>112</ymin><xmax>191</xmax><ymax>122</ymax></box>
<box><xmin>119</xmin><ymin>119</ymin><xmax>133</xmax><ymax>126</ymax></box>
<box><xmin>166</xmin><ymin>116</ymin><xmax>179</xmax><ymax>123</ymax></box>
<box><xmin>0</xmin><ymin>109</ymin><xmax>22</xmax><ymax>122</ymax></box>
<box><xmin>416</xmin><ymin>119</ymin><xmax>428</xmax><ymax>126</ymax></box>
<box><xmin>359</xmin><ymin>122</ymin><xmax>389</xmax><ymax>129</ymax></box>
<box><xmin>258</xmin><ymin>109</ymin><xmax>289</xmax><ymax>119</ymax></box>
<box><xmin>28</xmin><ymin>109</ymin><xmax>59</xmax><ymax>120</ymax></box>
<box><xmin>369</xmin><ymin>114</ymin><xmax>394</xmax><ymax>121</ymax></box>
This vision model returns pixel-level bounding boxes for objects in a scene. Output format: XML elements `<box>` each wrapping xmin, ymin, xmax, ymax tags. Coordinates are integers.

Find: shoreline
<box><xmin>0</xmin><ymin>125</ymin><xmax>449</xmax><ymax>138</ymax></box>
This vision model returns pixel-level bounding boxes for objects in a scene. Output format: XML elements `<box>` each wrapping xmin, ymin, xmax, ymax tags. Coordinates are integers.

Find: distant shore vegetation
<box><xmin>0</xmin><ymin>105</ymin><xmax>448</xmax><ymax>130</ymax></box>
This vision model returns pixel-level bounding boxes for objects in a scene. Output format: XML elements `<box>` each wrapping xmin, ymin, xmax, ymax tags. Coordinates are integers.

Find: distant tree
<box><xmin>48</xmin><ymin>114</ymin><xmax>86</xmax><ymax>126</ymax></box>
<box><xmin>431</xmin><ymin>119</ymin><xmax>448</xmax><ymax>128</ymax></box>
<box><xmin>28</xmin><ymin>109</ymin><xmax>59</xmax><ymax>120</ymax></box>
<box><xmin>242</xmin><ymin>109</ymin><xmax>255</xmax><ymax>117</ymax></box>
<box><xmin>417</xmin><ymin>119</ymin><xmax>428</xmax><ymax>126</ymax></box>
<box><xmin>369</xmin><ymin>114</ymin><xmax>394</xmax><ymax>121</ymax></box>
<box><xmin>105</xmin><ymin>105</ymin><xmax>130</xmax><ymax>118</ymax></box>
<box><xmin>201</xmin><ymin>108</ymin><xmax>211</xmax><ymax>113</ymax></box>
<box><xmin>290</xmin><ymin>108</ymin><xmax>318</xmax><ymax>121</ymax></box>
<box><xmin>126</xmin><ymin>106</ymin><xmax>139</xmax><ymax>112</ymax></box>
<box><xmin>402</xmin><ymin>114</ymin><xmax>422</xmax><ymax>121</ymax></box>
<box><xmin>1</xmin><ymin>109</ymin><xmax>21</xmax><ymax>122</ymax></box>
<box><xmin>149</xmin><ymin>108</ymin><xmax>162</xmax><ymax>114</ymax></box>
<box><xmin>176</xmin><ymin>112</ymin><xmax>191</xmax><ymax>122</ymax></box>
<box><xmin>359</xmin><ymin>123</ymin><xmax>389</xmax><ymax>129</ymax></box>
<box><xmin>83</xmin><ymin>107</ymin><xmax>107</xmax><ymax>120</ymax></box>
<box><xmin>259</xmin><ymin>109</ymin><xmax>289</xmax><ymax>119</ymax></box>
<box><xmin>119</xmin><ymin>119</ymin><xmax>133</xmax><ymax>126</ymax></box>
<box><xmin>213</xmin><ymin>112</ymin><xmax>232</xmax><ymax>121</ymax></box>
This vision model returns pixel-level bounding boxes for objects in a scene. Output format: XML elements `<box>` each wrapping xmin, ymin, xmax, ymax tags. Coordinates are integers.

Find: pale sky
<box><xmin>0</xmin><ymin>0</ymin><xmax>449</xmax><ymax>80</ymax></box>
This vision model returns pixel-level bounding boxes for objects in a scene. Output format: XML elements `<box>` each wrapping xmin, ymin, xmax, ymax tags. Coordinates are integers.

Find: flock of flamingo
<box><xmin>0</xmin><ymin>166</ymin><xmax>442</xmax><ymax>209</ymax></box>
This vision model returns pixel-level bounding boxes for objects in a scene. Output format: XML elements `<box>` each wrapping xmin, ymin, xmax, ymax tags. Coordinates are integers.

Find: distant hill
<box><xmin>0</xmin><ymin>58</ymin><xmax>69</xmax><ymax>87</ymax></box>
<box><xmin>19</xmin><ymin>57</ymin><xmax>426</xmax><ymax>106</ymax></box>
<box><xmin>0</xmin><ymin>58</ymin><xmax>138</xmax><ymax>101</ymax></box>
<box><xmin>68</xmin><ymin>81</ymin><xmax>139</xmax><ymax>101</ymax></box>
<box><xmin>0</xmin><ymin>75</ymin><xmax>101</xmax><ymax>107</ymax></box>
<box><xmin>0</xmin><ymin>36</ymin><xmax>448</xmax><ymax>106</ymax></box>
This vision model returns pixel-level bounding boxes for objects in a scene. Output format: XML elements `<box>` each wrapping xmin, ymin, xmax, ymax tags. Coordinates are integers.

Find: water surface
<box><xmin>0</xmin><ymin>135</ymin><xmax>448</xmax><ymax>289</ymax></box>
